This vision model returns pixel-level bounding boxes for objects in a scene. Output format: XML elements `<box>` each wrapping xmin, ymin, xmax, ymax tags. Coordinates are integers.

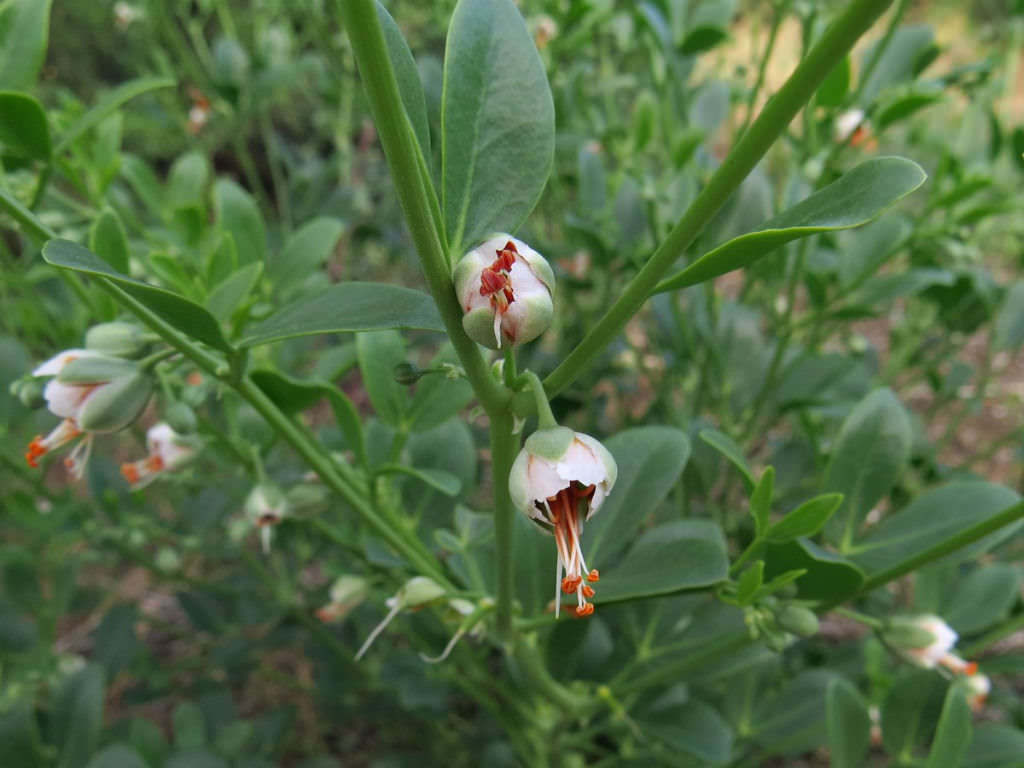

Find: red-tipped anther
<box><xmin>480</xmin><ymin>268</ymin><xmax>507</xmax><ymax>296</ymax></box>
<box><xmin>187</xmin><ymin>372</ymin><xmax>203</xmax><ymax>386</ymax></box>
<box><xmin>562</xmin><ymin>576</ymin><xmax>581</xmax><ymax>594</ymax></box>
<box><xmin>587</xmin><ymin>569</ymin><xmax>600</xmax><ymax>583</ymax></box>
<box><xmin>146</xmin><ymin>455</ymin><xmax>165</xmax><ymax>473</ymax></box>
<box><xmin>571</xmin><ymin>483</ymin><xmax>596</xmax><ymax>498</ymax></box>
<box><xmin>121</xmin><ymin>463</ymin><xmax>141</xmax><ymax>485</ymax></box>
<box><xmin>965</xmin><ymin>661</ymin><xmax>979</xmax><ymax>676</ymax></box>
<box><xmin>582</xmin><ymin>585</ymin><xmax>595</xmax><ymax>599</ymax></box>
<box><xmin>25</xmin><ymin>437</ymin><xmax>46</xmax><ymax>468</ymax></box>
<box><xmin>574</xmin><ymin>603</ymin><xmax>594</xmax><ymax>618</ymax></box>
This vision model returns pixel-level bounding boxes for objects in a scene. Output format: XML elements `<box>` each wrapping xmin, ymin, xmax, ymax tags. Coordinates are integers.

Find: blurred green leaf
<box><xmin>380</xmin><ymin>464</ymin><xmax>461</xmax><ymax>496</ymax></box>
<box><xmin>656</xmin><ymin>158</ymin><xmax>926</xmax><ymax>293</ymax></box>
<box><xmin>858</xmin><ymin>25</ymin><xmax>935</xmax><ymax>105</ymax></box>
<box><xmin>699</xmin><ymin>427</ymin><xmax>754</xmax><ymax>489</ymax></box>
<box><xmin>52</xmin><ymin>664</ymin><xmax>106</xmax><ymax>768</ymax></box>
<box><xmin>376</xmin><ymin>1</ymin><xmax>430</xmax><ymax>160</ymax></box>
<box><xmin>926</xmin><ymin>685</ymin><xmax>972</xmax><ymax>768</ymax></box>
<box><xmin>54</xmin><ymin>77</ymin><xmax>175</xmax><ymax>154</ymax></box>
<box><xmin>214</xmin><ymin>179</ymin><xmax>266</xmax><ymax>266</ymax></box>
<box><xmin>583</xmin><ymin>426</ymin><xmax>691</xmax><ymax>564</ymax></box>
<box><xmin>943</xmin><ymin>564</ymin><xmax>1021</xmax><ymax>635</ymax></box>
<box><xmin>766</xmin><ymin>493</ymin><xmax>843</xmax><ymax>543</ymax></box>
<box><xmin>240</xmin><ymin>283</ymin><xmax>443</xmax><ymax>347</ymax></box>
<box><xmin>42</xmin><ymin>240</ymin><xmax>233</xmax><ymax>352</ymax></box>
<box><xmin>206</xmin><ymin>263</ymin><xmax>262</xmax><ymax>324</ymax></box>
<box><xmin>826</xmin><ymin>677</ymin><xmax>872</xmax><ymax>768</ymax></box>
<box><xmin>442</xmin><ymin>0</ymin><xmax>554</xmax><ymax>252</ymax></box>
<box><xmin>881</xmin><ymin>668</ymin><xmax>947</xmax><ymax>759</ymax></box>
<box><xmin>994</xmin><ymin>282</ymin><xmax>1024</xmax><ymax>350</ymax></box>
<box><xmin>752</xmin><ymin>669</ymin><xmax>835</xmax><ymax>756</ymax></box>
<box><xmin>816</xmin><ymin>56</ymin><xmax>851</xmax><ymax>108</ymax></box>
<box><xmin>268</xmin><ymin>217</ymin><xmax>344</xmax><ymax>295</ymax></box>
<box><xmin>84</xmin><ymin>745</ymin><xmax>149</xmax><ymax>768</ymax></box>
<box><xmin>356</xmin><ymin>330</ymin><xmax>408</xmax><ymax>427</ymax></box>
<box><xmin>0</xmin><ymin>91</ymin><xmax>50</xmax><ymax>160</ymax></box>
<box><xmin>637</xmin><ymin>697</ymin><xmax>733</xmax><ymax>763</ymax></box>
<box><xmin>0</xmin><ymin>0</ymin><xmax>53</xmax><ymax>91</ymax></box>
<box><xmin>88</xmin><ymin>208</ymin><xmax>130</xmax><ymax>275</ymax></box>
<box><xmin>964</xmin><ymin>724</ymin><xmax>1024</xmax><ymax>768</ymax></box>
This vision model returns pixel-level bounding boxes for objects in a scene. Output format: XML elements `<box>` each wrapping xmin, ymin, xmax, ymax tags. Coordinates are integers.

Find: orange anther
<box><xmin>25</xmin><ymin>437</ymin><xmax>46</xmax><ymax>468</ymax></box>
<box><xmin>582</xmin><ymin>585</ymin><xmax>595</xmax><ymax>599</ymax></box>
<box><xmin>561</xmin><ymin>576</ymin><xmax>581</xmax><ymax>594</ymax></box>
<box><xmin>146</xmin><ymin>455</ymin><xmax>165</xmax><ymax>472</ymax></box>
<box><xmin>187</xmin><ymin>372</ymin><xmax>203</xmax><ymax>386</ymax></box>
<box><xmin>587</xmin><ymin>569</ymin><xmax>600</xmax><ymax>583</ymax></box>
<box><xmin>965</xmin><ymin>661</ymin><xmax>979</xmax><ymax>676</ymax></box>
<box><xmin>121</xmin><ymin>463</ymin><xmax>140</xmax><ymax>484</ymax></box>
<box><xmin>574</xmin><ymin>603</ymin><xmax>594</xmax><ymax>618</ymax></box>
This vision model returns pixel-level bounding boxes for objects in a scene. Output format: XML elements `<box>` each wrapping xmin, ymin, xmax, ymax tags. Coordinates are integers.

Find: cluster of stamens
<box><xmin>540</xmin><ymin>482</ymin><xmax>600</xmax><ymax>618</ymax></box>
<box><xmin>479</xmin><ymin>241</ymin><xmax>518</xmax><ymax>313</ymax></box>
<box><xmin>120</xmin><ymin>454</ymin><xmax>166</xmax><ymax>487</ymax></box>
<box><xmin>26</xmin><ymin>419</ymin><xmax>82</xmax><ymax>468</ymax></box>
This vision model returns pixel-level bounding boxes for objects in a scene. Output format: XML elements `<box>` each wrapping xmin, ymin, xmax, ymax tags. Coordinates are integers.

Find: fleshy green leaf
<box><xmin>994</xmin><ymin>282</ymin><xmax>1024</xmax><ymax>350</ymax></box>
<box><xmin>206</xmin><ymin>263</ymin><xmax>263</xmax><ymax>324</ymax></box>
<box><xmin>442</xmin><ymin>0</ymin><xmax>554</xmax><ymax>253</ymax></box>
<box><xmin>699</xmin><ymin>427</ymin><xmax>755</xmax><ymax>489</ymax></box>
<box><xmin>54</xmin><ymin>77</ymin><xmax>176</xmax><ymax>154</ymax></box>
<box><xmin>942</xmin><ymin>564</ymin><xmax>1021</xmax><ymax>635</ymax></box>
<box><xmin>764</xmin><ymin>538</ymin><xmax>864</xmax><ymax>602</ymax></box>
<box><xmin>750</xmin><ymin>467</ymin><xmax>774</xmax><ymax>538</ymax></box>
<box><xmin>0</xmin><ymin>0</ymin><xmax>53</xmax><ymax>91</ymax></box>
<box><xmin>268</xmin><ymin>217</ymin><xmax>344</xmax><ymax>294</ymax></box>
<box><xmin>85</xmin><ymin>745</ymin><xmax>150</xmax><ymax>768</ymax></box>
<box><xmin>239</xmin><ymin>283</ymin><xmax>443</xmax><ymax>347</ymax></box>
<box><xmin>826</xmin><ymin>677</ymin><xmax>872</xmax><ymax>768</ymax></box>
<box><xmin>52</xmin><ymin>664</ymin><xmax>106</xmax><ymax>768</ymax></box>
<box><xmin>847</xmin><ymin>483</ymin><xmax>1022</xmax><ymax>576</ymax></box>
<box><xmin>0</xmin><ymin>91</ymin><xmax>50</xmax><ymax>160</ymax></box>
<box><xmin>751</xmin><ymin>669</ymin><xmax>835</xmax><ymax>756</ymax></box>
<box><xmin>637</xmin><ymin>698</ymin><xmax>734</xmax><ymax>763</ymax></box>
<box><xmin>964</xmin><ymin>724</ymin><xmax>1024</xmax><ymax>768</ymax></box>
<box><xmin>376</xmin><ymin>2</ymin><xmax>430</xmax><ymax>160</ymax></box>
<box><xmin>583</xmin><ymin>426</ymin><xmax>691</xmax><ymax>564</ymax></box>
<box><xmin>88</xmin><ymin>208</ymin><xmax>130</xmax><ymax>275</ymax></box>
<box><xmin>824</xmin><ymin>388</ymin><xmax>913</xmax><ymax>550</ymax></box>
<box><xmin>594</xmin><ymin>520</ymin><xmax>729</xmax><ymax>603</ymax></box>
<box><xmin>816</xmin><ymin>56</ymin><xmax>851</xmax><ymax>108</ymax></box>
<box><xmin>766</xmin><ymin>493</ymin><xmax>843</xmax><ymax>543</ymax></box>
<box><xmin>42</xmin><ymin>240</ymin><xmax>233</xmax><ymax>352</ymax></box>
<box><xmin>378</xmin><ymin>464</ymin><xmax>461</xmax><ymax>496</ymax></box>
<box><xmin>356</xmin><ymin>330</ymin><xmax>407</xmax><ymax>428</ymax></box>
<box><xmin>655</xmin><ymin>157</ymin><xmax>926</xmax><ymax>294</ymax></box>
<box><xmin>735</xmin><ymin>561</ymin><xmax>764</xmax><ymax>605</ymax></box>
<box><xmin>214</xmin><ymin>179</ymin><xmax>266</xmax><ymax>265</ymax></box>
<box><xmin>926</xmin><ymin>685</ymin><xmax>972</xmax><ymax>768</ymax></box>
<box><xmin>858</xmin><ymin>25</ymin><xmax>935</xmax><ymax>105</ymax></box>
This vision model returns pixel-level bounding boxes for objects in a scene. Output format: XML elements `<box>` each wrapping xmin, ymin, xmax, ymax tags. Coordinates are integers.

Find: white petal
<box><xmin>43</xmin><ymin>379</ymin><xmax>94</xmax><ymax>419</ymax></box>
<box><xmin>525</xmin><ymin>454</ymin><xmax>569</xmax><ymax>501</ymax></box>
<box><xmin>555</xmin><ymin>437</ymin><xmax>606</xmax><ymax>486</ymax></box>
<box><xmin>33</xmin><ymin>349</ymin><xmax>98</xmax><ymax>377</ymax></box>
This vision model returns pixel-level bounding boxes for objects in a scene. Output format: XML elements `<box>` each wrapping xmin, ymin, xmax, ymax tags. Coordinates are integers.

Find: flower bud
<box><xmin>453</xmin><ymin>235</ymin><xmax>554</xmax><ymax>349</ymax></box>
<box><xmin>393</xmin><ymin>361</ymin><xmax>423</xmax><ymax>385</ymax></box>
<box><xmin>510</xmin><ymin>426</ymin><xmax>616</xmax><ymax>618</ymax></box>
<box><xmin>775</xmin><ymin>605</ymin><xmax>820</xmax><ymax>638</ymax></box>
<box><xmin>76</xmin><ymin>371</ymin><xmax>153</xmax><ymax>433</ymax></box>
<box><xmin>395</xmin><ymin>576</ymin><xmax>446</xmax><ymax>609</ymax></box>
<box><xmin>85</xmin><ymin>322</ymin><xmax>148</xmax><ymax>358</ymax></box>
<box><xmin>317</xmin><ymin>575</ymin><xmax>370</xmax><ymax>623</ymax></box>
<box><xmin>164</xmin><ymin>402</ymin><xmax>198</xmax><ymax>434</ymax></box>
<box><xmin>245</xmin><ymin>482</ymin><xmax>290</xmax><ymax>553</ymax></box>
<box><xmin>962</xmin><ymin>672</ymin><xmax>991</xmax><ymax>711</ymax></box>
<box><xmin>121</xmin><ymin>422</ymin><xmax>198</xmax><ymax>489</ymax></box>
<box><xmin>884</xmin><ymin>615</ymin><xmax>975</xmax><ymax>674</ymax></box>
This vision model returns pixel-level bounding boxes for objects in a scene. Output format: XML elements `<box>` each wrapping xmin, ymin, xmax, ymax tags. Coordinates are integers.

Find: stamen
<box><xmin>574</xmin><ymin>603</ymin><xmax>594</xmax><ymax>618</ymax></box>
<box><xmin>965</xmin><ymin>661</ymin><xmax>979</xmax><ymax>676</ymax></box>
<box><xmin>26</xmin><ymin>437</ymin><xmax>46</xmax><ymax>467</ymax></box>
<box><xmin>587</xmin><ymin>569</ymin><xmax>600</xmax><ymax>583</ymax></box>
<box><xmin>121</xmin><ymin>462</ymin><xmax>141</xmax><ymax>485</ymax></box>
<box><xmin>582</xmin><ymin>585</ymin><xmax>595</xmax><ymax>598</ymax></box>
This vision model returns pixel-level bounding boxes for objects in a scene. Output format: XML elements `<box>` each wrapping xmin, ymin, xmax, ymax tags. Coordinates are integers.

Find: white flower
<box><xmin>903</xmin><ymin>615</ymin><xmax>958</xmax><ymax>668</ymax></box>
<box><xmin>120</xmin><ymin>422</ymin><xmax>197</xmax><ymax>490</ymax></box>
<box><xmin>316</xmin><ymin>575</ymin><xmax>370</xmax><ymax>624</ymax></box>
<box><xmin>245</xmin><ymin>483</ymin><xmax>290</xmax><ymax>553</ymax></box>
<box><xmin>963</xmin><ymin>672</ymin><xmax>991</xmax><ymax>711</ymax></box>
<box><xmin>509</xmin><ymin>426</ymin><xmax>617</xmax><ymax>618</ymax></box>
<box><xmin>355</xmin><ymin>577</ymin><xmax>446</xmax><ymax>660</ymax></box>
<box><xmin>453</xmin><ymin>235</ymin><xmax>555</xmax><ymax>349</ymax></box>
<box><xmin>26</xmin><ymin>350</ymin><xmax>151</xmax><ymax>479</ymax></box>
<box><xmin>834</xmin><ymin>108</ymin><xmax>866</xmax><ymax>143</ymax></box>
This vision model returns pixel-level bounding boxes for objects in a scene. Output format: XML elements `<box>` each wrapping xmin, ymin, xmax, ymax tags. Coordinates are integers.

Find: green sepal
<box><xmin>523</xmin><ymin>426</ymin><xmax>574</xmax><ymax>462</ymax></box>
<box><xmin>76</xmin><ymin>372</ymin><xmax>152</xmax><ymax>433</ymax></box>
<box><xmin>56</xmin><ymin>355</ymin><xmax>139</xmax><ymax>384</ymax></box>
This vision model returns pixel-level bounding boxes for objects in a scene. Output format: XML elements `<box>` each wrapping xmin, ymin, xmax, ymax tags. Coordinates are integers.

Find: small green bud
<box><xmin>11</xmin><ymin>377</ymin><xmax>46</xmax><ymax>408</ymax></box>
<box><xmin>85</xmin><ymin>322</ymin><xmax>147</xmax><ymax>358</ymax></box>
<box><xmin>77</xmin><ymin>372</ymin><xmax>153</xmax><ymax>433</ymax></box>
<box><xmin>775</xmin><ymin>605</ymin><xmax>820</xmax><ymax>638</ymax></box>
<box><xmin>393</xmin><ymin>361</ymin><xmax>423</xmax><ymax>385</ymax></box>
<box><xmin>164</xmin><ymin>402</ymin><xmax>198</xmax><ymax>434</ymax></box>
<box><xmin>882</xmin><ymin>618</ymin><xmax>941</xmax><ymax>650</ymax></box>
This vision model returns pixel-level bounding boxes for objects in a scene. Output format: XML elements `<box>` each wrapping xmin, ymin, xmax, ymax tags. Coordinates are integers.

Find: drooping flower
<box><xmin>26</xmin><ymin>350</ymin><xmax>152</xmax><ymax>479</ymax></box>
<box><xmin>120</xmin><ymin>422</ymin><xmax>197</xmax><ymax>489</ymax></box>
<box><xmin>834</xmin><ymin>108</ymin><xmax>878</xmax><ymax>150</ymax></box>
<box><xmin>245</xmin><ymin>482</ymin><xmax>290</xmax><ymax>554</ymax></box>
<box><xmin>453</xmin><ymin>235</ymin><xmax>555</xmax><ymax>349</ymax></box>
<box><xmin>963</xmin><ymin>671</ymin><xmax>991</xmax><ymax>711</ymax></box>
<box><xmin>509</xmin><ymin>426</ymin><xmax>617</xmax><ymax>618</ymax></box>
<box><xmin>316</xmin><ymin>575</ymin><xmax>370</xmax><ymax>623</ymax></box>
<box><xmin>355</xmin><ymin>577</ymin><xmax>446</xmax><ymax>660</ymax></box>
<box><xmin>886</xmin><ymin>615</ymin><xmax>978</xmax><ymax>675</ymax></box>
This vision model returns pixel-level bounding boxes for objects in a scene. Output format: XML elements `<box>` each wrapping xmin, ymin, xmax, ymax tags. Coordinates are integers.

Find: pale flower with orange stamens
<box><xmin>120</xmin><ymin>422</ymin><xmax>197</xmax><ymax>490</ymax></box>
<box><xmin>509</xmin><ymin>426</ymin><xmax>617</xmax><ymax>618</ymax></box>
<box><xmin>963</xmin><ymin>671</ymin><xmax>991</xmax><ymax>711</ymax></box>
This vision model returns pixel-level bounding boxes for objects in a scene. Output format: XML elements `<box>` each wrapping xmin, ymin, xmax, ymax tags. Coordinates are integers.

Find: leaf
<box><xmin>206</xmin><ymin>262</ymin><xmax>263</xmax><ymax>324</ymax></box>
<box><xmin>239</xmin><ymin>283</ymin><xmax>443</xmax><ymax>347</ymax></box>
<box><xmin>766</xmin><ymin>493</ymin><xmax>843</xmax><ymax>543</ymax></box>
<box><xmin>268</xmin><ymin>217</ymin><xmax>344</xmax><ymax>294</ymax></box>
<box><xmin>858</xmin><ymin>25</ymin><xmax>935</xmax><ymax>105</ymax></box>
<box><xmin>881</xmin><ymin>668</ymin><xmax>947</xmax><ymax>759</ymax></box>
<box><xmin>750</xmin><ymin>467</ymin><xmax>774</xmax><ymax>538</ymax></box>
<box><xmin>926</xmin><ymin>686</ymin><xmax>972</xmax><ymax>768</ymax></box>
<box><xmin>356</xmin><ymin>330</ymin><xmax>407</xmax><ymax>427</ymax></box>
<box><xmin>214</xmin><ymin>179</ymin><xmax>266</xmax><ymax>265</ymax></box>
<box><xmin>764</xmin><ymin>538</ymin><xmax>864</xmax><ymax>602</ymax></box>
<box><xmin>85</xmin><ymin>745</ymin><xmax>149</xmax><ymax>768</ymax></box>
<box><xmin>823</xmin><ymin>388</ymin><xmax>912</xmax><ymax>550</ymax></box>
<box><xmin>0</xmin><ymin>91</ymin><xmax>50</xmax><ymax>160</ymax></box>
<box><xmin>88</xmin><ymin>208</ymin><xmax>130</xmax><ymax>275</ymax></box>
<box><xmin>964</xmin><ymin>724</ymin><xmax>1024</xmax><ymax>768</ymax></box>
<box><xmin>826</xmin><ymin>678</ymin><xmax>872</xmax><ymax>768</ymax></box>
<box><xmin>52</xmin><ymin>664</ymin><xmax>105</xmax><ymax>768</ymax></box>
<box><xmin>172</xmin><ymin>702</ymin><xmax>206</xmax><ymax>749</ymax></box>
<box><xmin>167</xmin><ymin>151</ymin><xmax>210</xmax><ymax>207</ymax></box>
<box><xmin>442</xmin><ymin>0</ymin><xmax>554</xmax><ymax>253</ymax></box>
<box><xmin>406</xmin><ymin>348</ymin><xmax>473</xmax><ymax>433</ymax></box>
<box><xmin>594</xmin><ymin>520</ymin><xmax>729</xmax><ymax>603</ymax></box>
<box><xmin>249</xmin><ymin>368</ymin><xmax>366</xmax><ymax>468</ymax></box>
<box><xmin>699</xmin><ymin>427</ymin><xmax>755</xmax><ymax>489</ymax></box>
<box><xmin>942</xmin><ymin>564</ymin><xmax>1021</xmax><ymax>636</ymax></box>
<box><xmin>994</xmin><ymin>282</ymin><xmax>1024</xmax><ymax>350</ymax></box>
<box><xmin>0</xmin><ymin>702</ymin><xmax>45</xmax><ymax>768</ymax></box>
<box><xmin>54</xmin><ymin>77</ymin><xmax>175</xmax><ymax>153</ymax></box>
<box><xmin>42</xmin><ymin>240</ymin><xmax>233</xmax><ymax>352</ymax></box>
<box><xmin>0</xmin><ymin>0</ymin><xmax>53</xmax><ymax>91</ymax></box>
<box><xmin>735</xmin><ymin>561</ymin><xmax>764</xmax><ymax>605</ymax></box>
<box><xmin>583</xmin><ymin>426</ymin><xmax>691</xmax><ymax>564</ymax></box>
<box><xmin>850</xmin><ymin>266</ymin><xmax>955</xmax><ymax>306</ymax></box>
<box><xmin>752</xmin><ymin>669</ymin><xmax>835</xmax><ymax>756</ymax></box>
<box><xmin>655</xmin><ymin>157</ymin><xmax>927</xmax><ymax>294</ymax></box>
<box><xmin>875</xmin><ymin>88</ymin><xmax>943</xmax><ymax>130</ymax></box>
<box><xmin>847</xmin><ymin>483</ymin><xmax>1022</xmax><ymax>575</ymax></box>
<box><xmin>379</xmin><ymin>465</ymin><xmax>461</xmax><ymax>496</ymax></box>
<box><xmin>376</xmin><ymin>2</ymin><xmax>430</xmax><ymax>160</ymax></box>
<box><xmin>637</xmin><ymin>698</ymin><xmax>734</xmax><ymax>763</ymax></box>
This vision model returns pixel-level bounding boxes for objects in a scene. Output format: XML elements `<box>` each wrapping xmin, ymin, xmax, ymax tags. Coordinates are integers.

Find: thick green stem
<box><xmin>543</xmin><ymin>0</ymin><xmax>895</xmax><ymax>398</ymax></box>
<box><xmin>338</xmin><ymin>0</ymin><xmax>506</xmax><ymax>416</ymax></box>
<box><xmin>490</xmin><ymin>409</ymin><xmax>520</xmax><ymax>638</ymax></box>
<box><xmin>518</xmin><ymin>370</ymin><xmax>557</xmax><ymax>429</ymax></box>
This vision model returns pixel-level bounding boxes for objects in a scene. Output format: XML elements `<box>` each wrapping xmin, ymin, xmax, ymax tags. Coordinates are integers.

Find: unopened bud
<box><xmin>396</xmin><ymin>576</ymin><xmax>446</xmax><ymax>609</ymax></box>
<box><xmin>393</xmin><ymin>361</ymin><xmax>423</xmax><ymax>385</ymax></box>
<box><xmin>76</xmin><ymin>371</ymin><xmax>153</xmax><ymax>433</ymax></box>
<box><xmin>85</xmin><ymin>322</ymin><xmax>147</xmax><ymax>358</ymax></box>
<box><xmin>775</xmin><ymin>605</ymin><xmax>819</xmax><ymax>638</ymax></box>
<box><xmin>882</xmin><ymin>617</ymin><xmax>942</xmax><ymax>651</ymax></box>
<box><xmin>164</xmin><ymin>402</ymin><xmax>198</xmax><ymax>434</ymax></box>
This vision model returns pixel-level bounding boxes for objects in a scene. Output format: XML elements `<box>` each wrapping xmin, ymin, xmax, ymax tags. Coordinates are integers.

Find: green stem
<box><xmin>851</xmin><ymin>499</ymin><xmax>1024</xmax><ymax>598</ymax></box>
<box><xmin>338</xmin><ymin>0</ymin><xmax>506</xmax><ymax>416</ymax></box>
<box><xmin>490</xmin><ymin>409</ymin><xmax>520</xmax><ymax>638</ymax></box>
<box><xmin>834</xmin><ymin>606</ymin><xmax>885</xmax><ymax>630</ymax></box>
<box><xmin>617</xmin><ymin>631</ymin><xmax>754</xmax><ymax>695</ymax></box>
<box><xmin>729</xmin><ymin>538</ymin><xmax>763</xmax><ymax>577</ymax></box>
<box><xmin>543</xmin><ymin>0</ymin><xmax>896</xmax><ymax>398</ymax></box>
<box><xmin>518</xmin><ymin>370</ymin><xmax>557</xmax><ymax>429</ymax></box>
